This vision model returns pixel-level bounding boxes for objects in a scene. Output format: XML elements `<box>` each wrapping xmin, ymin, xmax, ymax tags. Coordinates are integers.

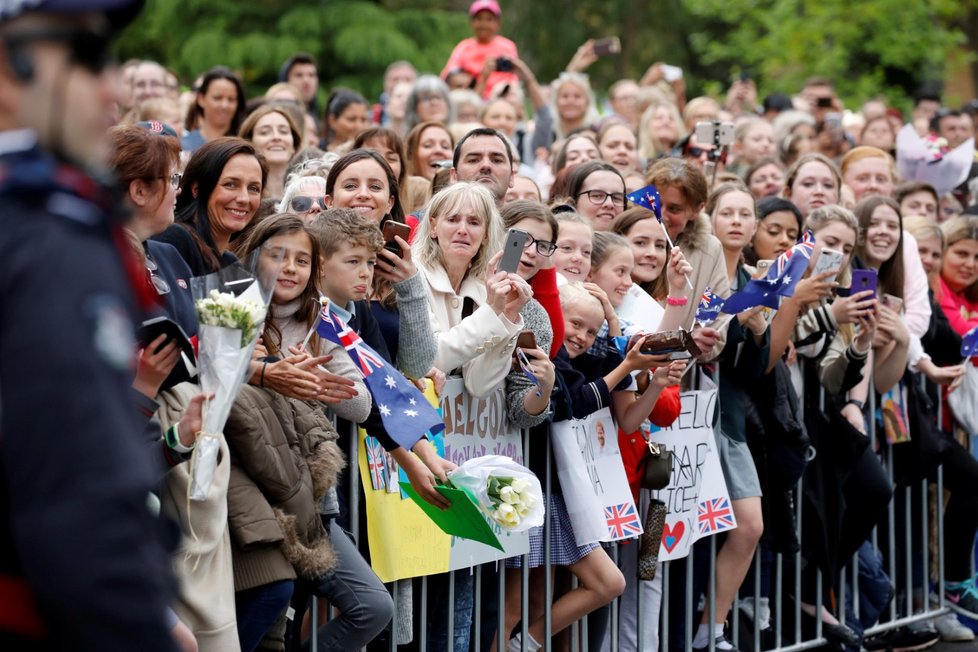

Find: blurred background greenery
<box><xmin>116</xmin><ymin>0</ymin><xmax>978</xmax><ymax>111</ymax></box>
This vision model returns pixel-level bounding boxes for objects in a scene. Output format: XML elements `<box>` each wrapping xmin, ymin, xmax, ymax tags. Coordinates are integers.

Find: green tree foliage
<box><xmin>682</xmin><ymin>0</ymin><xmax>966</xmax><ymax>108</ymax></box>
<box><xmin>117</xmin><ymin>0</ymin><xmax>972</xmax><ymax>109</ymax></box>
<box><xmin>116</xmin><ymin>0</ymin><xmax>470</xmax><ymax>102</ymax></box>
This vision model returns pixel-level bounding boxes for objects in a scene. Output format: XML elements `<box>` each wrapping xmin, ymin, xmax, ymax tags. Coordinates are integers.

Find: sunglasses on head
<box><xmin>290</xmin><ymin>196</ymin><xmax>327</xmax><ymax>213</ymax></box>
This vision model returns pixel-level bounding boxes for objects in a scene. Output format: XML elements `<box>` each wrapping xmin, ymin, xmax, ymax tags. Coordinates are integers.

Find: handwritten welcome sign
<box><xmin>647</xmin><ymin>386</ymin><xmax>736</xmax><ymax>561</ymax></box>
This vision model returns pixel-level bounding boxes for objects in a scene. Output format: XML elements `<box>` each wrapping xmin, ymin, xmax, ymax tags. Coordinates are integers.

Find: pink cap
<box><xmin>469</xmin><ymin>0</ymin><xmax>501</xmax><ymax>17</ymax></box>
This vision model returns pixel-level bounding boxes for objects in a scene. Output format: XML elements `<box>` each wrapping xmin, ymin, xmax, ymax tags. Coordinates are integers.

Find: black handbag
<box><xmin>641</xmin><ymin>440</ymin><xmax>673</xmax><ymax>490</ymax></box>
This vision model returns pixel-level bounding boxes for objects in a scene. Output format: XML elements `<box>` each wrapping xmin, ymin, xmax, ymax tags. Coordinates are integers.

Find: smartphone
<box><xmin>495</xmin><ymin>56</ymin><xmax>514</xmax><ymax>72</ymax></box>
<box><xmin>593</xmin><ymin>37</ymin><xmax>621</xmax><ymax>56</ymax></box>
<box><xmin>515</xmin><ymin>330</ymin><xmax>538</xmax><ymax>351</ymax></box>
<box><xmin>881</xmin><ymin>293</ymin><xmax>904</xmax><ymax>313</ymax></box>
<box><xmin>662</xmin><ymin>64</ymin><xmax>683</xmax><ymax>82</ymax></box>
<box><xmin>816</xmin><ymin>96</ymin><xmax>834</xmax><ymax>108</ymax></box>
<box><xmin>850</xmin><ymin>269</ymin><xmax>878</xmax><ymax>298</ymax></box>
<box><xmin>755</xmin><ymin>259</ymin><xmax>774</xmax><ymax>278</ymax></box>
<box><xmin>381</xmin><ymin>220</ymin><xmax>411</xmax><ymax>258</ymax></box>
<box><xmin>811</xmin><ymin>248</ymin><xmax>843</xmax><ymax>281</ymax></box>
<box><xmin>694</xmin><ymin>120</ymin><xmax>736</xmax><ymax>147</ymax></box>
<box><xmin>498</xmin><ymin>229</ymin><xmax>529</xmax><ymax>274</ymax></box>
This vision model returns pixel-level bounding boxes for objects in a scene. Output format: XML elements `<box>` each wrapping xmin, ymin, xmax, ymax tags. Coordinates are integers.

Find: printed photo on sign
<box><xmin>552</xmin><ymin>407</ymin><xmax>644</xmax><ymax>546</ymax></box>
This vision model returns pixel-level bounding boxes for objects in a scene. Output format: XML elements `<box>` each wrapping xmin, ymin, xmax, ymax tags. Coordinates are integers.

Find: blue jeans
<box><xmin>426</xmin><ymin>568</ymin><xmax>474</xmax><ymax>652</ymax></box>
<box><xmin>844</xmin><ymin>542</ymin><xmax>892</xmax><ymax>648</ymax></box>
<box><xmin>236</xmin><ymin>579</ymin><xmax>295</xmax><ymax>652</ymax></box>
<box><xmin>308</xmin><ymin>521</ymin><xmax>394</xmax><ymax>651</ymax></box>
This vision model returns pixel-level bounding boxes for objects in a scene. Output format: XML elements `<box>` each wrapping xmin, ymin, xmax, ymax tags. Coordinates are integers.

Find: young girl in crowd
<box><xmin>564</xmin><ymin>161</ymin><xmax>627</xmax><ymax>231</ymax></box>
<box><xmin>694</xmin><ymin>182</ymin><xmax>770</xmax><ymax>652</ymax></box>
<box><xmin>792</xmin><ymin>205</ymin><xmax>891</xmax><ymax>646</ymax></box>
<box><xmin>552</xmin><ymin>211</ymin><xmax>594</xmax><ymax>283</ymax></box>
<box><xmin>238</xmin><ymin>104</ymin><xmax>302</xmax><ymax>199</ymax></box>
<box><xmin>783</xmin><ymin>152</ymin><xmax>841</xmax><ymax>221</ymax></box>
<box><xmin>182</xmin><ymin>66</ymin><xmax>247</xmax><ymax>152</ymax></box>
<box><xmin>321</xmin><ymin>88</ymin><xmax>369</xmax><ymax>152</ymax></box>
<box><xmin>231</xmin><ymin>214</ymin><xmax>391</xmax><ymax>651</ymax></box>
<box><xmin>645</xmin><ymin>158</ymin><xmax>727</xmax><ymax>356</ymax></box>
<box><xmin>936</xmin><ymin>215</ymin><xmax>978</xmax><ymax>336</ymax></box>
<box><xmin>502</xmin><ymin>282</ymin><xmax>684</xmax><ymax>652</ymax></box>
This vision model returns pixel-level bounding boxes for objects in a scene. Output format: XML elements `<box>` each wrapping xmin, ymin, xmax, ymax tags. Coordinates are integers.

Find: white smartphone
<box><xmin>694</xmin><ymin>121</ymin><xmax>735</xmax><ymax>147</ymax></box>
<box><xmin>811</xmin><ymin>248</ymin><xmax>843</xmax><ymax>281</ymax></box>
<box><xmin>662</xmin><ymin>64</ymin><xmax>683</xmax><ymax>82</ymax></box>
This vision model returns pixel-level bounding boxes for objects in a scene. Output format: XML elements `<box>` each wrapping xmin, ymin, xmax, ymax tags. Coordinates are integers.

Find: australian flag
<box><xmin>721</xmin><ymin>230</ymin><xmax>815</xmax><ymax>314</ymax></box>
<box><xmin>316</xmin><ymin>301</ymin><xmax>445</xmax><ymax>450</ymax></box>
<box><xmin>695</xmin><ymin>287</ymin><xmax>725</xmax><ymax>324</ymax></box>
<box><xmin>962</xmin><ymin>325</ymin><xmax>978</xmax><ymax>357</ymax></box>
<box><xmin>626</xmin><ymin>184</ymin><xmax>662</xmax><ymax>220</ymax></box>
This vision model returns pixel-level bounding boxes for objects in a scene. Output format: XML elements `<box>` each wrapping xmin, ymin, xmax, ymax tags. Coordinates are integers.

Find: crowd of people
<box><xmin>5</xmin><ymin>0</ymin><xmax>978</xmax><ymax>651</ymax></box>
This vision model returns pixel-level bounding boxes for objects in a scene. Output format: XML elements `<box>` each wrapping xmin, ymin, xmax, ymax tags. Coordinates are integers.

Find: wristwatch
<box><xmin>845</xmin><ymin>398</ymin><xmax>866</xmax><ymax>411</ymax></box>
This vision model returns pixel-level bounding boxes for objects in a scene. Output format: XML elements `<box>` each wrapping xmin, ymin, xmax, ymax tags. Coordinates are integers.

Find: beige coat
<box><xmin>418</xmin><ymin>262</ymin><xmax>523</xmax><ymax>398</ymax></box>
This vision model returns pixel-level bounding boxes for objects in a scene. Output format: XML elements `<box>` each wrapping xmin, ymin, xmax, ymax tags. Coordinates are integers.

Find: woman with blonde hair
<box><xmin>638</xmin><ymin>100</ymin><xmax>686</xmax><ymax>161</ymax></box>
<box><xmin>551</xmin><ymin>71</ymin><xmax>599</xmax><ymax>139</ymax></box>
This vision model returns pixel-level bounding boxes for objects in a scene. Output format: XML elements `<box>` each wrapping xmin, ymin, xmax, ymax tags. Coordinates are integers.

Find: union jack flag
<box><xmin>315</xmin><ymin>298</ymin><xmax>445</xmax><ymax>450</ymax></box>
<box><xmin>697</xmin><ymin>497</ymin><xmax>735</xmax><ymax>534</ymax></box>
<box><xmin>605</xmin><ymin>502</ymin><xmax>643</xmax><ymax>540</ymax></box>
<box><xmin>365</xmin><ymin>435</ymin><xmax>388</xmax><ymax>491</ymax></box>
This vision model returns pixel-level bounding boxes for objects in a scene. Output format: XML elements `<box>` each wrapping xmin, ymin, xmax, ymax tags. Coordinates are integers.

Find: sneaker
<box><xmin>934</xmin><ymin>612</ymin><xmax>975</xmax><ymax>642</ymax></box>
<box><xmin>945</xmin><ymin>579</ymin><xmax>978</xmax><ymax>620</ymax></box>
<box><xmin>863</xmin><ymin>625</ymin><xmax>939</xmax><ymax>652</ymax></box>
<box><xmin>692</xmin><ymin>635</ymin><xmax>740</xmax><ymax>652</ymax></box>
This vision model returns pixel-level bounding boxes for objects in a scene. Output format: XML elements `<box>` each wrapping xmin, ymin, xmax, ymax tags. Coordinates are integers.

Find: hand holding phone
<box><xmin>811</xmin><ymin>248</ymin><xmax>843</xmax><ymax>282</ymax></box>
<box><xmin>850</xmin><ymin>269</ymin><xmax>878</xmax><ymax>299</ymax></box>
<box><xmin>498</xmin><ymin>229</ymin><xmax>529</xmax><ymax>274</ymax></box>
<box><xmin>382</xmin><ymin>220</ymin><xmax>411</xmax><ymax>258</ymax></box>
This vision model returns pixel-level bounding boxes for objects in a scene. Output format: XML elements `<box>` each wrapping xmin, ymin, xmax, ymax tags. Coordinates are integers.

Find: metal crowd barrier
<box><xmin>303</xmin><ymin>363</ymin><xmax>955</xmax><ymax>652</ymax></box>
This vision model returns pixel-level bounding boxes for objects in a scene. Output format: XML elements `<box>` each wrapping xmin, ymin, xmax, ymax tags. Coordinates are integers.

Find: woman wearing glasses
<box><xmin>404</xmin><ymin>75</ymin><xmax>454</xmax><ymax>133</ymax></box>
<box><xmin>565</xmin><ymin>160</ymin><xmax>628</xmax><ymax>231</ymax></box>
<box><xmin>109</xmin><ymin>124</ymin><xmax>196</xmax><ymax>340</ymax></box>
<box><xmin>239</xmin><ymin>104</ymin><xmax>303</xmax><ymax>200</ymax></box>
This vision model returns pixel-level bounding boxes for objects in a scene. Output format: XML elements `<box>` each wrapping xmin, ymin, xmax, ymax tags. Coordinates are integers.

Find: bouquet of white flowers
<box><xmin>188</xmin><ymin>254</ymin><xmax>277</xmax><ymax>501</ymax></box>
<box><xmin>449</xmin><ymin>455</ymin><xmax>544</xmax><ymax>531</ymax></box>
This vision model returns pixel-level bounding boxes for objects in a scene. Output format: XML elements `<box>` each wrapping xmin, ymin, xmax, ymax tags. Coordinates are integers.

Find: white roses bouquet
<box><xmin>188</xmin><ymin>255</ymin><xmax>278</xmax><ymax>501</ymax></box>
<box><xmin>196</xmin><ymin>289</ymin><xmax>266</xmax><ymax>347</ymax></box>
<box><xmin>449</xmin><ymin>455</ymin><xmax>544</xmax><ymax>531</ymax></box>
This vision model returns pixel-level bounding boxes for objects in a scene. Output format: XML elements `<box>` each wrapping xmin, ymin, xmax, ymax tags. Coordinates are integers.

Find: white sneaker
<box><xmin>934</xmin><ymin>612</ymin><xmax>975</xmax><ymax>642</ymax></box>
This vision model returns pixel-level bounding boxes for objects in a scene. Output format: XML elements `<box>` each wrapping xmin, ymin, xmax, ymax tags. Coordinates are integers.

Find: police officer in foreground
<box><xmin>0</xmin><ymin>1</ymin><xmax>177</xmax><ymax>649</ymax></box>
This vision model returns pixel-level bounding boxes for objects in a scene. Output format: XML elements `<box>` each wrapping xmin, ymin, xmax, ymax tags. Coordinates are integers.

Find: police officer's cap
<box><xmin>0</xmin><ymin>0</ymin><xmax>145</xmax><ymax>31</ymax></box>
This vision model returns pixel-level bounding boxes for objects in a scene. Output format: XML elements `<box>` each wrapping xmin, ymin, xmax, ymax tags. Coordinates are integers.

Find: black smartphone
<box><xmin>816</xmin><ymin>96</ymin><xmax>834</xmax><ymax>108</ymax></box>
<box><xmin>593</xmin><ymin>37</ymin><xmax>621</xmax><ymax>56</ymax></box>
<box><xmin>498</xmin><ymin>229</ymin><xmax>529</xmax><ymax>274</ymax></box>
<box><xmin>381</xmin><ymin>220</ymin><xmax>411</xmax><ymax>258</ymax></box>
<box><xmin>495</xmin><ymin>56</ymin><xmax>514</xmax><ymax>72</ymax></box>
